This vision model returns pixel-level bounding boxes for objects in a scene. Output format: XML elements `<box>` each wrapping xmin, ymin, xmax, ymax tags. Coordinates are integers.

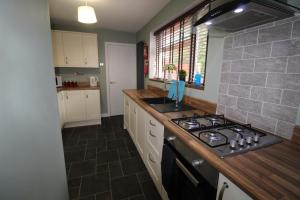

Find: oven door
<box><xmin>162</xmin><ymin>139</ymin><xmax>217</xmax><ymax>200</ymax></box>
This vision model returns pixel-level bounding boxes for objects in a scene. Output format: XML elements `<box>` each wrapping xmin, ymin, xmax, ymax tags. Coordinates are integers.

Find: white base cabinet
<box><xmin>123</xmin><ymin>94</ymin><xmax>164</xmax><ymax>196</ymax></box>
<box><xmin>57</xmin><ymin>90</ymin><xmax>101</xmax><ymax>128</ymax></box>
<box><xmin>216</xmin><ymin>173</ymin><xmax>252</xmax><ymax>200</ymax></box>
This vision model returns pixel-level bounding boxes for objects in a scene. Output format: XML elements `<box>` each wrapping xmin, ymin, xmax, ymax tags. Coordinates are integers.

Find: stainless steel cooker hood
<box><xmin>194</xmin><ymin>0</ymin><xmax>300</xmax><ymax>32</ymax></box>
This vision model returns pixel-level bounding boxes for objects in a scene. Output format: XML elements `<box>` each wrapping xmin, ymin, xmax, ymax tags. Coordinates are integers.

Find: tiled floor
<box><xmin>62</xmin><ymin>115</ymin><xmax>161</xmax><ymax>200</ymax></box>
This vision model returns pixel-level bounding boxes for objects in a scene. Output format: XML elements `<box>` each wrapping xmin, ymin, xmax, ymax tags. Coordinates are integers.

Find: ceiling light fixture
<box><xmin>78</xmin><ymin>1</ymin><xmax>97</xmax><ymax>24</ymax></box>
<box><xmin>234</xmin><ymin>7</ymin><xmax>244</xmax><ymax>14</ymax></box>
<box><xmin>205</xmin><ymin>21</ymin><xmax>212</xmax><ymax>26</ymax></box>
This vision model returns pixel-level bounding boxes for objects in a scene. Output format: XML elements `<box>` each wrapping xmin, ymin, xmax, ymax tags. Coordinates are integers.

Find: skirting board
<box><xmin>64</xmin><ymin>119</ymin><xmax>101</xmax><ymax>128</ymax></box>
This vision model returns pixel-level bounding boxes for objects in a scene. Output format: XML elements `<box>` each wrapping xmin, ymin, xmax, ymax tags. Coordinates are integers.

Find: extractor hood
<box><xmin>194</xmin><ymin>0</ymin><xmax>300</xmax><ymax>32</ymax></box>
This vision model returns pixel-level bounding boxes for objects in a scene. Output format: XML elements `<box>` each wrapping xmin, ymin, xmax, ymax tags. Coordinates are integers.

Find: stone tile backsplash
<box><xmin>217</xmin><ymin>16</ymin><xmax>300</xmax><ymax>139</ymax></box>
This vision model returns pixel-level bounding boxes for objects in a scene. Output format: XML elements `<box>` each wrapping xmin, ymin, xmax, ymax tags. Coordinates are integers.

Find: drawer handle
<box><xmin>218</xmin><ymin>182</ymin><xmax>229</xmax><ymax>200</ymax></box>
<box><xmin>148</xmin><ymin>153</ymin><xmax>156</xmax><ymax>163</ymax></box>
<box><xmin>176</xmin><ymin>159</ymin><xmax>199</xmax><ymax>187</ymax></box>
<box><xmin>149</xmin><ymin>120</ymin><xmax>156</xmax><ymax>127</ymax></box>
<box><xmin>149</xmin><ymin>130</ymin><xmax>156</xmax><ymax>138</ymax></box>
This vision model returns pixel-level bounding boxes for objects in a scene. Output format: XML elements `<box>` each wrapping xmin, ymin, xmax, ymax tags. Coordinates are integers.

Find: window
<box><xmin>150</xmin><ymin>9</ymin><xmax>208</xmax><ymax>86</ymax></box>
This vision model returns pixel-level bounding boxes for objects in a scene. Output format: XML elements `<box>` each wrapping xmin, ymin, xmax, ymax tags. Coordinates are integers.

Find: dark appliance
<box><xmin>171</xmin><ymin>114</ymin><xmax>282</xmax><ymax>158</ymax></box>
<box><xmin>162</xmin><ymin>128</ymin><xmax>219</xmax><ymax>200</ymax></box>
<box><xmin>194</xmin><ymin>0</ymin><xmax>299</xmax><ymax>32</ymax></box>
<box><xmin>136</xmin><ymin>41</ymin><xmax>148</xmax><ymax>89</ymax></box>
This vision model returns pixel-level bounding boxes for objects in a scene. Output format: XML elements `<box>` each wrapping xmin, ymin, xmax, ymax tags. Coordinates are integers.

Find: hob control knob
<box><xmin>254</xmin><ymin>135</ymin><xmax>259</xmax><ymax>143</ymax></box>
<box><xmin>230</xmin><ymin>140</ymin><xmax>237</xmax><ymax>149</ymax></box>
<box><xmin>238</xmin><ymin>138</ymin><xmax>245</xmax><ymax>147</ymax></box>
<box><xmin>246</xmin><ymin>136</ymin><xmax>252</xmax><ymax>145</ymax></box>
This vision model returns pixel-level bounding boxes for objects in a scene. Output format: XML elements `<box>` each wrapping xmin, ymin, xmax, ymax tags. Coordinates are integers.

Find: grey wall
<box><xmin>0</xmin><ymin>1</ymin><xmax>68</xmax><ymax>199</ymax></box>
<box><xmin>217</xmin><ymin>16</ymin><xmax>300</xmax><ymax>139</ymax></box>
<box><xmin>52</xmin><ymin>24</ymin><xmax>136</xmax><ymax>114</ymax></box>
<box><xmin>136</xmin><ymin>0</ymin><xmax>224</xmax><ymax>103</ymax></box>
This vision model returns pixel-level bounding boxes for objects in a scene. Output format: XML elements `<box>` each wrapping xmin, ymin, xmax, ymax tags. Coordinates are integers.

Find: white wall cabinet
<box><xmin>216</xmin><ymin>173</ymin><xmax>252</xmax><ymax>200</ymax></box>
<box><xmin>57</xmin><ymin>90</ymin><xmax>101</xmax><ymax>128</ymax></box>
<box><xmin>51</xmin><ymin>30</ymin><xmax>99</xmax><ymax>68</ymax></box>
<box><xmin>123</xmin><ymin>93</ymin><xmax>164</xmax><ymax>196</ymax></box>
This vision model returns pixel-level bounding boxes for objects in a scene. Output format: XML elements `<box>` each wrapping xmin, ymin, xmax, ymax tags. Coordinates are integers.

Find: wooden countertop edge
<box><xmin>57</xmin><ymin>86</ymin><xmax>100</xmax><ymax>92</ymax></box>
<box><xmin>123</xmin><ymin>89</ymin><xmax>300</xmax><ymax>200</ymax></box>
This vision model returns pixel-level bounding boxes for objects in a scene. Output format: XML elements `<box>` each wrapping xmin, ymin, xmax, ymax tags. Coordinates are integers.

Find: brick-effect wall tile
<box><xmin>243</xmin><ymin>43</ymin><xmax>271</xmax><ymax>59</ymax></box>
<box><xmin>231</xmin><ymin>60</ymin><xmax>254</xmax><ymax>72</ymax></box>
<box><xmin>225</xmin><ymin>108</ymin><xmax>247</xmax><ymax>123</ymax></box>
<box><xmin>250</xmin><ymin>87</ymin><xmax>282</xmax><ymax>104</ymax></box>
<box><xmin>275</xmin><ymin>121</ymin><xmax>295</xmax><ymax>139</ymax></box>
<box><xmin>287</xmin><ymin>56</ymin><xmax>300</xmax><ymax>73</ymax></box>
<box><xmin>281</xmin><ymin>90</ymin><xmax>300</xmax><ymax>107</ymax></box>
<box><xmin>267</xmin><ymin>73</ymin><xmax>300</xmax><ymax>90</ymax></box>
<box><xmin>262</xmin><ymin>103</ymin><xmax>298</xmax><ymax>123</ymax></box>
<box><xmin>271</xmin><ymin>38</ymin><xmax>300</xmax><ymax>57</ymax></box>
<box><xmin>254</xmin><ymin>57</ymin><xmax>287</xmax><ymax>72</ymax></box>
<box><xmin>240</xmin><ymin>73</ymin><xmax>267</xmax><ymax>86</ymax></box>
<box><xmin>228</xmin><ymin>85</ymin><xmax>251</xmax><ymax>98</ymax></box>
<box><xmin>258</xmin><ymin>23</ymin><xmax>292</xmax><ymax>43</ymax></box>
<box><xmin>233</xmin><ymin>30</ymin><xmax>258</xmax><ymax>47</ymax></box>
<box><xmin>247</xmin><ymin>113</ymin><xmax>277</xmax><ymax>133</ymax></box>
<box><xmin>237</xmin><ymin>98</ymin><xmax>262</xmax><ymax>114</ymax></box>
<box><xmin>218</xmin><ymin>17</ymin><xmax>299</xmax><ymax>140</ymax></box>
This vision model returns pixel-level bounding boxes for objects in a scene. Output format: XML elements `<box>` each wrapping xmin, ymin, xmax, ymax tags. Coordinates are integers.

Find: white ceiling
<box><xmin>49</xmin><ymin>0</ymin><xmax>170</xmax><ymax>33</ymax></box>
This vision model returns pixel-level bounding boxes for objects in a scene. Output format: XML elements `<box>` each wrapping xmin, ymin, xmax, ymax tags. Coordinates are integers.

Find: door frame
<box><xmin>105</xmin><ymin>42</ymin><xmax>136</xmax><ymax>117</ymax></box>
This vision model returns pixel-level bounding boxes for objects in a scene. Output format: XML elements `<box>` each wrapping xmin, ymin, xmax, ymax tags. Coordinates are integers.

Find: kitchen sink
<box><xmin>142</xmin><ymin>97</ymin><xmax>194</xmax><ymax>113</ymax></box>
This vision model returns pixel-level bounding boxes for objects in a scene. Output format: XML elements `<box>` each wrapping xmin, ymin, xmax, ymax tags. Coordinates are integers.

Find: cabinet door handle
<box><xmin>85</xmin><ymin>58</ymin><xmax>87</xmax><ymax>64</ymax></box>
<box><xmin>86</xmin><ymin>95</ymin><xmax>88</xmax><ymax>98</ymax></box>
<box><xmin>148</xmin><ymin>153</ymin><xmax>156</xmax><ymax>163</ymax></box>
<box><xmin>149</xmin><ymin>120</ymin><xmax>156</xmax><ymax>127</ymax></box>
<box><xmin>65</xmin><ymin>57</ymin><xmax>68</xmax><ymax>64</ymax></box>
<box><xmin>66</xmin><ymin>95</ymin><xmax>68</xmax><ymax>100</ymax></box>
<box><xmin>149</xmin><ymin>130</ymin><xmax>156</xmax><ymax>138</ymax></box>
<box><xmin>218</xmin><ymin>182</ymin><xmax>229</xmax><ymax>200</ymax></box>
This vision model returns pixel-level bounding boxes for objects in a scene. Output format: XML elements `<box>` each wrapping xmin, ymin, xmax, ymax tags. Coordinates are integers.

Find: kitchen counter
<box><xmin>123</xmin><ymin>89</ymin><xmax>300</xmax><ymax>200</ymax></box>
<box><xmin>57</xmin><ymin>85</ymin><xmax>100</xmax><ymax>92</ymax></box>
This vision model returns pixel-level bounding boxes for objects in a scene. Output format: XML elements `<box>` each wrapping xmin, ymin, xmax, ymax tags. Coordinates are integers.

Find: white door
<box><xmin>65</xmin><ymin>91</ymin><xmax>86</xmax><ymax>122</ymax></box>
<box><xmin>85</xmin><ymin>90</ymin><xmax>101</xmax><ymax>120</ymax></box>
<box><xmin>82</xmin><ymin>33</ymin><xmax>99</xmax><ymax>68</ymax></box>
<box><xmin>106</xmin><ymin>42</ymin><xmax>136</xmax><ymax>116</ymax></box>
<box><xmin>63</xmin><ymin>32</ymin><xmax>84</xmax><ymax>67</ymax></box>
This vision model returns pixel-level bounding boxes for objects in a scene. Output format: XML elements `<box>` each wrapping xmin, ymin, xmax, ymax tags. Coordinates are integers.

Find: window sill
<box><xmin>148</xmin><ymin>78</ymin><xmax>204</xmax><ymax>91</ymax></box>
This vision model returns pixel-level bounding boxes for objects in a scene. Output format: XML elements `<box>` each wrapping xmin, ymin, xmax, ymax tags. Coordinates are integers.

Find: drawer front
<box><xmin>146</xmin><ymin>114</ymin><xmax>164</xmax><ymax>157</ymax></box>
<box><xmin>146</xmin><ymin>148</ymin><xmax>162</xmax><ymax>194</ymax></box>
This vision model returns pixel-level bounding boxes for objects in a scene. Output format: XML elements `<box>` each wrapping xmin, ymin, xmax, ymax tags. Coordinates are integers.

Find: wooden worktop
<box><xmin>57</xmin><ymin>84</ymin><xmax>100</xmax><ymax>92</ymax></box>
<box><xmin>123</xmin><ymin>89</ymin><xmax>300</xmax><ymax>200</ymax></box>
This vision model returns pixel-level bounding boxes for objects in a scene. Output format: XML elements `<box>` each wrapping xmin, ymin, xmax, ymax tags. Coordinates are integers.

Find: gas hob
<box><xmin>171</xmin><ymin>115</ymin><xmax>282</xmax><ymax>157</ymax></box>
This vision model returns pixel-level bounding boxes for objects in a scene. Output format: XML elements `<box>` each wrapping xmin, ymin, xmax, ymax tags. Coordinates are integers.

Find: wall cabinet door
<box><xmin>217</xmin><ymin>174</ymin><xmax>252</xmax><ymax>200</ymax></box>
<box><xmin>65</xmin><ymin>91</ymin><xmax>86</xmax><ymax>122</ymax></box>
<box><xmin>62</xmin><ymin>32</ymin><xmax>84</xmax><ymax>67</ymax></box>
<box><xmin>51</xmin><ymin>31</ymin><xmax>65</xmax><ymax>67</ymax></box>
<box><xmin>82</xmin><ymin>33</ymin><xmax>98</xmax><ymax>68</ymax></box>
<box><xmin>85</xmin><ymin>90</ymin><xmax>101</xmax><ymax>120</ymax></box>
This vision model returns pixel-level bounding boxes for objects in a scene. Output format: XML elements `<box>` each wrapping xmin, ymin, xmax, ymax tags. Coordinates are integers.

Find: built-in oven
<box><xmin>162</xmin><ymin>128</ymin><xmax>219</xmax><ymax>200</ymax></box>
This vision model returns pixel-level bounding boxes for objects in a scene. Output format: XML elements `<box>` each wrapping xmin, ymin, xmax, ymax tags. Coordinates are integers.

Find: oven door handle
<box><xmin>176</xmin><ymin>158</ymin><xmax>199</xmax><ymax>187</ymax></box>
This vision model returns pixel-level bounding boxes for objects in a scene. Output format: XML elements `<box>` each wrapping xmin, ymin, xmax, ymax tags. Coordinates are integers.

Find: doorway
<box><xmin>105</xmin><ymin>42</ymin><xmax>137</xmax><ymax>116</ymax></box>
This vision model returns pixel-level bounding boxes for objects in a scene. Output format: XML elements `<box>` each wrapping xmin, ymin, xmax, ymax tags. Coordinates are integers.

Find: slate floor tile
<box><xmin>129</xmin><ymin>195</ymin><xmax>146</xmax><ymax>200</ymax></box>
<box><xmin>141</xmin><ymin>181</ymin><xmax>161</xmax><ymax>200</ymax></box>
<box><xmin>97</xmin><ymin>150</ymin><xmax>119</xmax><ymax>164</ymax></box>
<box><xmin>121</xmin><ymin>157</ymin><xmax>146</xmax><ymax>175</ymax></box>
<box><xmin>96</xmin><ymin>191</ymin><xmax>112</xmax><ymax>200</ymax></box>
<box><xmin>68</xmin><ymin>177</ymin><xmax>81</xmax><ymax>188</ymax></box>
<box><xmin>80</xmin><ymin>172</ymin><xmax>110</xmax><ymax>197</ymax></box>
<box><xmin>69</xmin><ymin>160</ymin><xmax>96</xmax><ymax>178</ymax></box>
<box><xmin>136</xmin><ymin>171</ymin><xmax>151</xmax><ymax>183</ymax></box>
<box><xmin>69</xmin><ymin>187</ymin><xmax>79</xmax><ymax>199</ymax></box>
<box><xmin>85</xmin><ymin>148</ymin><xmax>97</xmax><ymax>160</ymax></box>
<box><xmin>80</xmin><ymin>194</ymin><xmax>95</xmax><ymax>200</ymax></box>
<box><xmin>109</xmin><ymin>161</ymin><xmax>123</xmax><ymax>179</ymax></box>
<box><xmin>65</xmin><ymin>150</ymin><xmax>86</xmax><ymax>163</ymax></box>
<box><xmin>97</xmin><ymin>164</ymin><xmax>109</xmax><ymax>173</ymax></box>
<box><xmin>111</xmin><ymin>175</ymin><xmax>142</xmax><ymax>200</ymax></box>
<box><xmin>108</xmin><ymin>139</ymin><xmax>127</xmax><ymax>150</ymax></box>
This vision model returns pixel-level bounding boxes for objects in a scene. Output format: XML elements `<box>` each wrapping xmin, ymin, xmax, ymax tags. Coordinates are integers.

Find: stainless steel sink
<box><xmin>142</xmin><ymin>97</ymin><xmax>194</xmax><ymax>113</ymax></box>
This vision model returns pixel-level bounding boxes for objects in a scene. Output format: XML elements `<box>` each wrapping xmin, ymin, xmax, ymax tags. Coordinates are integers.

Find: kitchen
<box><xmin>1</xmin><ymin>0</ymin><xmax>300</xmax><ymax>200</ymax></box>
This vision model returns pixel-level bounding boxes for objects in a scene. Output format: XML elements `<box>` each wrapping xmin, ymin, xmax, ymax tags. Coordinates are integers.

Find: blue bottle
<box><xmin>194</xmin><ymin>73</ymin><xmax>202</xmax><ymax>86</ymax></box>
